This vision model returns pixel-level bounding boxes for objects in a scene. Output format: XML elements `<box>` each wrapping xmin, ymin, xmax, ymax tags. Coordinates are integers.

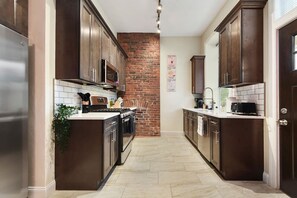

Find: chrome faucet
<box><xmin>203</xmin><ymin>87</ymin><xmax>214</xmax><ymax>110</ymax></box>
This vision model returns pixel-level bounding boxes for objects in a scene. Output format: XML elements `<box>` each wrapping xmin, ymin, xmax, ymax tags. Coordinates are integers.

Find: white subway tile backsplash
<box><xmin>259</xmin><ymin>94</ymin><xmax>264</xmax><ymax>100</ymax></box>
<box><xmin>60</xmin><ymin>92</ymin><xmax>69</xmax><ymax>98</ymax></box>
<box><xmin>256</xmin><ymin>88</ymin><xmax>264</xmax><ymax>94</ymax></box>
<box><xmin>55</xmin><ymin>85</ymin><xmax>63</xmax><ymax>91</ymax></box>
<box><xmin>55</xmin><ymin>98</ymin><xmax>63</xmax><ymax>104</ymax></box>
<box><xmin>63</xmin><ymin>87</ymin><xmax>73</xmax><ymax>93</ymax></box>
<box><xmin>54</xmin><ymin>80</ymin><xmax>117</xmax><ymax>109</ymax></box>
<box><xmin>257</xmin><ymin>99</ymin><xmax>264</xmax><ymax>105</ymax></box>
<box><xmin>230</xmin><ymin>83</ymin><xmax>265</xmax><ymax>116</ymax></box>
<box><xmin>64</xmin><ymin>98</ymin><xmax>73</xmax><ymax>104</ymax></box>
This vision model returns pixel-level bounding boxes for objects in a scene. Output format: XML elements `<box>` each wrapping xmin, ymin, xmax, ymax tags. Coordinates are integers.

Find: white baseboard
<box><xmin>28</xmin><ymin>180</ymin><xmax>56</xmax><ymax>198</ymax></box>
<box><xmin>263</xmin><ymin>171</ymin><xmax>269</xmax><ymax>184</ymax></box>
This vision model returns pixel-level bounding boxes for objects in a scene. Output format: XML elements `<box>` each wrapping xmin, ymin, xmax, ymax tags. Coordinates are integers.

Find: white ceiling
<box><xmin>97</xmin><ymin>0</ymin><xmax>228</xmax><ymax>37</ymax></box>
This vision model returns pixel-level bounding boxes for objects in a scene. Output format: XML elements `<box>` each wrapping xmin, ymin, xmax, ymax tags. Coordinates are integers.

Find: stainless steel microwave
<box><xmin>100</xmin><ymin>59</ymin><xmax>119</xmax><ymax>88</ymax></box>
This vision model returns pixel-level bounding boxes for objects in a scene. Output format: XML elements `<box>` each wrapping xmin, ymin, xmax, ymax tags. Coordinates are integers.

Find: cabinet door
<box><xmin>103</xmin><ymin>132</ymin><xmax>111</xmax><ymax>177</ymax></box>
<box><xmin>183</xmin><ymin>110</ymin><xmax>187</xmax><ymax>134</ymax></box>
<box><xmin>210</xmin><ymin>118</ymin><xmax>220</xmax><ymax>170</ymax></box>
<box><xmin>191</xmin><ymin>56</ymin><xmax>205</xmax><ymax>94</ymax></box>
<box><xmin>110</xmin><ymin>40</ymin><xmax>117</xmax><ymax>67</ymax></box>
<box><xmin>16</xmin><ymin>0</ymin><xmax>28</xmax><ymax>36</ymax></box>
<box><xmin>91</xmin><ymin>17</ymin><xmax>102</xmax><ymax>83</ymax></box>
<box><xmin>193</xmin><ymin>114</ymin><xmax>198</xmax><ymax>146</ymax></box>
<box><xmin>0</xmin><ymin>1</ymin><xmax>14</xmax><ymax>29</ymax></box>
<box><xmin>0</xmin><ymin>0</ymin><xmax>28</xmax><ymax>37</ymax></box>
<box><xmin>80</xmin><ymin>2</ymin><xmax>92</xmax><ymax>82</ymax></box>
<box><xmin>121</xmin><ymin>53</ymin><xmax>126</xmax><ymax>90</ymax></box>
<box><xmin>228</xmin><ymin>12</ymin><xmax>241</xmax><ymax>85</ymax></box>
<box><xmin>111</xmin><ymin>128</ymin><xmax>118</xmax><ymax>166</ymax></box>
<box><xmin>219</xmin><ymin>26</ymin><xmax>229</xmax><ymax>87</ymax></box>
<box><xmin>101</xmin><ymin>28</ymin><xmax>110</xmax><ymax>62</ymax></box>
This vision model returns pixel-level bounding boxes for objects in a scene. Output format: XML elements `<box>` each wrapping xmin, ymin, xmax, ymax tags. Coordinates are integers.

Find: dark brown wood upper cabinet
<box><xmin>191</xmin><ymin>56</ymin><xmax>205</xmax><ymax>94</ymax></box>
<box><xmin>110</xmin><ymin>40</ymin><xmax>117</xmax><ymax>67</ymax></box>
<box><xmin>215</xmin><ymin>0</ymin><xmax>267</xmax><ymax>87</ymax></box>
<box><xmin>101</xmin><ymin>28</ymin><xmax>110</xmax><ymax>62</ymax></box>
<box><xmin>56</xmin><ymin>0</ymin><xmax>127</xmax><ymax>85</ymax></box>
<box><xmin>0</xmin><ymin>0</ymin><xmax>28</xmax><ymax>37</ymax></box>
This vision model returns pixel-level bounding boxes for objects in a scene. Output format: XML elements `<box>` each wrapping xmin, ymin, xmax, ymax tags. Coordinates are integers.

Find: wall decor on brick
<box><xmin>118</xmin><ymin>33</ymin><xmax>160</xmax><ymax>136</ymax></box>
<box><xmin>54</xmin><ymin>80</ymin><xmax>117</xmax><ymax>110</ymax></box>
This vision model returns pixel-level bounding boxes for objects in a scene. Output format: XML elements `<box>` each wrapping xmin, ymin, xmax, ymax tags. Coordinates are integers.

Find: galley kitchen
<box><xmin>1</xmin><ymin>0</ymin><xmax>296</xmax><ymax>197</ymax></box>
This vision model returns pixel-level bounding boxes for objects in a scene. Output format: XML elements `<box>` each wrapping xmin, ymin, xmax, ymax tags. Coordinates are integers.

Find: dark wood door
<box><xmin>279</xmin><ymin>19</ymin><xmax>297</xmax><ymax>198</ymax></box>
<box><xmin>219</xmin><ymin>26</ymin><xmax>229</xmax><ymax>86</ymax></box>
<box><xmin>228</xmin><ymin>11</ymin><xmax>241</xmax><ymax>85</ymax></box>
<box><xmin>80</xmin><ymin>2</ymin><xmax>93</xmax><ymax>82</ymax></box>
<box><xmin>91</xmin><ymin>17</ymin><xmax>102</xmax><ymax>83</ymax></box>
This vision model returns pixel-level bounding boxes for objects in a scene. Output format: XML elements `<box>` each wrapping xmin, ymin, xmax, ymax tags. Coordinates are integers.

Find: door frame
<box><xmin>268</xmin><ymin>2</ymin><xmax>297</xmax><ymax>189</ymax></box>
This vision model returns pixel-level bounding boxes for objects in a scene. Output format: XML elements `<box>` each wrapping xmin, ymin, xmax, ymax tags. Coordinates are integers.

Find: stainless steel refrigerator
<box><xmin>0</xmin><ymin>24</ymin><xmax>28</xmax><ymax>198</ymax></box>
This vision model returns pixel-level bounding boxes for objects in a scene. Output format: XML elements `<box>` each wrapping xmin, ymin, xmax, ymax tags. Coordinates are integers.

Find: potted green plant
<box><xmin>52</xmin><ymin>104</ymin><xmax>78</xmax><ymax>152</ymax></box>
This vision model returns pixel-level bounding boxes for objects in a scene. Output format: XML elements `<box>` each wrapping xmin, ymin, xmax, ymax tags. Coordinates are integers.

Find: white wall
<box><xmin>160</xmin><ymin>37</ymin><xmax>201</xmax><ymax>133</ymax></box>
<box><xmin>204</xmin><ymin>33</ymin><xmax>219</xmax><ymax>107</ymax></box>
<box><xmin>201</xmin><ymin>0</ymin><xmax>239</xmax><ymax>52</ymax></box>
<box><xmin>91</xmin><ymin>0</ymin><xmax>117</xmax><ymax>36</ymax></box>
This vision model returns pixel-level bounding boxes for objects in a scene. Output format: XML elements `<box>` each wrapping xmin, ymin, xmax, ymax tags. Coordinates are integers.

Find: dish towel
<box><xmin>197</xmin><ymin>116</ymin><xmax>204</xmax><ymax>136</ymax></box>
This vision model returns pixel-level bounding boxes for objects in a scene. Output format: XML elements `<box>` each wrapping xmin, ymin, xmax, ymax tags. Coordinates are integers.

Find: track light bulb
<box><xmin>157</xmin><ymin>4</ymin><xmax>162</xmax><ymax>11</ymax></box>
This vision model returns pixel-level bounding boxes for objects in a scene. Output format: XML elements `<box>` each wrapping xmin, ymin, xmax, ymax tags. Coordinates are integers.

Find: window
<box><xmin>275</xmin><ymin>0</ymin><xmax>297</xmax><ymax>19</ymax></box>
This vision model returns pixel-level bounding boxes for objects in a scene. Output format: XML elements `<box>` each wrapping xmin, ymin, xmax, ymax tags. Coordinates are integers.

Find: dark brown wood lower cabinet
<box><xmin>55</xmin><ymin>117</ymin><xmax>118</xmax><ymax>190</ymax></box>
<box><xmin>183</xmin><ymin>110</ymin><xmax>198</xmax><ymax>147</ymax></box>
<box><xmin>209</xmin><ymin>117</ymin><xmax>220</xmax><ymax>170</ymax></box>
<box><xmin>183</xmin><ymin>109</ymin><xmax>263</xmax><ymax>180</ymax></box>
<box><xmin>218</xmin><ymin>118</ymin><xmax>263</xmax><ymax>180</ymax></box>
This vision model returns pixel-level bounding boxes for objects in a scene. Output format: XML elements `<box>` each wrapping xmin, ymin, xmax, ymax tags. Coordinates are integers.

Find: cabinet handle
<box><xmin>192</xmin><ymin>86</ymin><xmax>194</xmax><ymax>93</ymax></box>
<box><xmin>223</xmin><ymin>73</ymin><xmax>226</xmax><ymax>85</ymax></box>
<box><xmin>94</xmin><ymin>69</ymin><xmax>96</xmax><ymax>82</ymax></box>
<box><xmin>214</xmin><ymin>130</ymin><xmax>220</xmax><ymax>143</ymax></box>
<box><xmin>210</xmin><ymin>121</ymin><xmax>218</xmax><ymax>125</ymax></box>
<box><xmin>110</xmin><ymin>121</ymin><xmax>117</xmax><ymax>126</ymax></box>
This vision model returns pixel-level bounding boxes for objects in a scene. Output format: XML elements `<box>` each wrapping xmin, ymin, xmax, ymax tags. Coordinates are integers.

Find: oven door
<box><xmin>121</xmin><ymin>115</ymin><xmax>134</xmax><ymax>152</ymax></box>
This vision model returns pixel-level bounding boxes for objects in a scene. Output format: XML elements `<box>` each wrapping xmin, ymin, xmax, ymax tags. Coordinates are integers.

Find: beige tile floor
<box><xmin>50</xmin><ymin>133</ymin><xmax>289</xmax><ymax>198</ymax></box>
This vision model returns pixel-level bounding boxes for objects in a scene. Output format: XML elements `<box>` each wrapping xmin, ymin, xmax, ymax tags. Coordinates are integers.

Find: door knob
<box><xmin>279</xmin><ymin>119</ymin><xmax>288</xmax><ymax>126</ymax></box>
<box><xmin>280</xmin><ymin>108</ymin><xmax>287</xmax><ymax>114</ymax></box>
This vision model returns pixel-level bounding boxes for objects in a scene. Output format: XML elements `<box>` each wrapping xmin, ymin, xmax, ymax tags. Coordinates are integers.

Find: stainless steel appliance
<box><xmin>99</xmin><ymin>59</ymin><xmax>119</xmax><ymax>88</ymax></box>
<box><xmin>198</xmin><ymin>115</ymin><xmax>210</xmax><ymax>161</ymax></box>
<box><xmin>0</xmin><ymin>24</ymin><xmax>28</xmax><ymax>197</ymax></box>
<box><xmin>90</xmin><ymin>96</ymin><xmax>135</xmax><ymax>164</ymax></box>
<box><xmin>231</xmin><ymin>102</ymin><xmax>257</xmax><ymax>115</ymax></box>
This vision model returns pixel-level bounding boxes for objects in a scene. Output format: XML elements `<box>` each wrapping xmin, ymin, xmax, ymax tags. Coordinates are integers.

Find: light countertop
<box><xmin>68</xmin><ymin>112</ymin><xmax>120</xmax><ymax>120</ymax></box>
<box><xmin>183</xmin><ymin>107</ymin><xmax>265</xmax><ymax>119</ymax></box>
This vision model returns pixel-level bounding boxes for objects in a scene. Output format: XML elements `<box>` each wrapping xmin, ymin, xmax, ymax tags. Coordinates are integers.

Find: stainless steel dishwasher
<box><xmin>198</xmin><ymin>115</ymin><xmax>210</xmax><ymax>161</ymax></box>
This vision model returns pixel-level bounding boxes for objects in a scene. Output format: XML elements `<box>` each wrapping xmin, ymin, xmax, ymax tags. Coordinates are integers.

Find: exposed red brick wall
<box><xmin>117</xmin><ymin>33</ymin><xmax>160</xmax><ymax>136</ymax></box>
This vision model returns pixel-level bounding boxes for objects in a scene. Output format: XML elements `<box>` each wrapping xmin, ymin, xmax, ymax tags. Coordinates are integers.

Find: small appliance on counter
<box><xmin>231</xmin><ymin>102</ymin><xmax>257</xmax><ymax>115</ymax></box>
<box><xmin>77</xmin><ymin>92</ymin><xmax>91</xmax><ymax>113</ymax></box>
<box><xmin>194</xmin><ymin>98</ymin><xmax>204</xmax><ymax>108</ymax></box>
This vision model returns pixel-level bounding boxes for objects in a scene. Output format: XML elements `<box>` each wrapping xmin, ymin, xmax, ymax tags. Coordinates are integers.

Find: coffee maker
<box><xmin>194</xmin><ymin>98</ymin><xmax>203</xmax><ymax>108</ymax></box>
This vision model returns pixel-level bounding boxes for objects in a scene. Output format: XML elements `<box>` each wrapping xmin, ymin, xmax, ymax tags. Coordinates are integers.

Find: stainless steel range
<box><xmin>90</xmin><ymin>96</ymin><xmax>135</xmax><ymax>164</ymax></box>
